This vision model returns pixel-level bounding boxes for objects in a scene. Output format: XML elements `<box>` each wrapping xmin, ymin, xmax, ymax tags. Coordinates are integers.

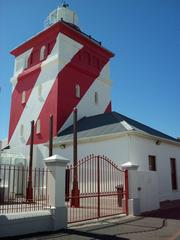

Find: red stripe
<box><xmin>31</xmin><ymin>46</ymin><xmax>109</xmax><ymax>144</ymax></box>
<box><xmin>57</xmin><ymin>47</ymin><xmax>108</xmax><ymax>133</ymax></box>
<box><xmin>8</xmin><ymin>33</ymin><xmax>58</xmax><ymax>143</ymax></box>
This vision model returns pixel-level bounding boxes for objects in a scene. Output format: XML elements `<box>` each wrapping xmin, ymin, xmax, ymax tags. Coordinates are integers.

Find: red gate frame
<box><xmin>66</xmin><ymin>155</ymin><xmax>129</xmax><ymax>223</ymax></box>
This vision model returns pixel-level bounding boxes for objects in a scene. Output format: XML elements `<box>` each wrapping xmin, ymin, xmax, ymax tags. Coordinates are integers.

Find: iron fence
<box><xmin>66</xmin><ymin>155</ymin><xmax>128</xmax><ymax>223</ymax></box>
<box><xmin>0</xmin><ymin>164</ymin><xmax>50</xmax><ymax>214</ymax></box>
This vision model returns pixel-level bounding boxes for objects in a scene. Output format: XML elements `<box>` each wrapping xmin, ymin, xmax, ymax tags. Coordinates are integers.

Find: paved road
<box><xmin>5</xmin><ymin>201</ymin><xmax>180</xmax><ymax>240</ymax></box>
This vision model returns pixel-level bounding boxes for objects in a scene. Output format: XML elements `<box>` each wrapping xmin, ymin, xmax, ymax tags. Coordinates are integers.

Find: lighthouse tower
<box><xmin>8</xmin><ymin>4</ymin><xmax>114</xmax><ymax>162</ymax></box>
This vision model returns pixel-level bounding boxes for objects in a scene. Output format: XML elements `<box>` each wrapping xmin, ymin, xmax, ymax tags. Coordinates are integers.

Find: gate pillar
<box><xmin>121</xmin><ymin>162</ymin><xmax>140</xmax><ymax>216</ymax></box>
<box><xmin>44</xmin><ymin>154</ymin><xmax>70</xmax><ymax>230</ymax></box>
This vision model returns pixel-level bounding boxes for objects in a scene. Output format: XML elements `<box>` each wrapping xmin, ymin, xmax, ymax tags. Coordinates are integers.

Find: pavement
<box><xmin>5</xmin><ymin>200</ymin><xmax>180</xmax><ymax>240</ymax></box>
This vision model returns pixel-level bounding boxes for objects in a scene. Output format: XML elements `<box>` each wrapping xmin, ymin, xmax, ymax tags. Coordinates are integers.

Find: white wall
<box><xmin>130</xmin><ymin>135</ymin><xmax>180</xmax><ymax>201</ymax></box>
<box><xmin>53</xmin><ymin>135</ymin><xmax>130</xmax><ymax>166</ymax></box>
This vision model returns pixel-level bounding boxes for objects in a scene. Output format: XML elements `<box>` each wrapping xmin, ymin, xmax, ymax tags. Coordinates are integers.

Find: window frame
<box><xmin>36</xmin><ymin>119</ymin><xmax>41</xmax><ymax>134</ymax></box>
<box><xmin>21</xmin><ymin>91</ymin><xmax>26</xmax><ymax>104</ymax></box>
<box><xmin>75</xmin><ymin>84</ymin><xmax>80</xmax><ymax>98</ymax></box>
<box><xmin>94</xmin><ymin>91</ymin><xmax>98</xmax><ymax>105</ymax></box>
<box><xmin>40</xmin><ymin>45</ymin><xmax>46</xmax><ymax>61</ymax></box>
<box><xmin>170</xmin><ymin>158</ymin><xmax>178</xmax><ymax>190</ymax></box>
<box><xmin>148</xmin><ymin>155</ymin><xmax>156</xmax><ymax>171</ymax></box>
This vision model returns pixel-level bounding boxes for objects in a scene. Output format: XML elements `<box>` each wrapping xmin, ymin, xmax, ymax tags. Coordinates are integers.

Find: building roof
<box><xmin>56</xmin><ymin>111</ymin><xmax>178</xmax><ymax>143</ymax></box>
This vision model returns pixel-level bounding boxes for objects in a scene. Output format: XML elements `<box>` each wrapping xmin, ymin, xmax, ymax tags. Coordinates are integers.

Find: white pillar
<box><xmin>121</xmin><ymin>161</ymin><xmax>140</xmax><ymax>216</ymax></box>
<box><xmin>44</xmin><ymin>154</ymin><xmax>70</xmax><ymax>230</ymax></box>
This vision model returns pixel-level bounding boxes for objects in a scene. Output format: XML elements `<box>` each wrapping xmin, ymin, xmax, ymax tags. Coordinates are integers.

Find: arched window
<box><xmin>24</xmin><ymin>57</ymin><xmax>28</xmax><ymax>69</ymax></box>
<box><xmin>38</xmin><ymin>84</ymin><xmax>42</xmax><ymax>98</ymax></box>
<box><xmin>40</xmin><ymin>45</ymin><xmax>46</xmax><ymax>61</ymax></box>
<box><xmin>20</xmin><ymin>124</ymin><xmax>24</xmax><ymax>137</ymax></box>
<box><xmin>94</xmin><ymin>92</ymin><xmax>98</xmax><ymax>105</ymax></box>
<box><xmin>75</xmin><ymin>84</ymin><xmax>80</xmax><ymax>98</ymax></box>
<box><xmin>21</xmin><ymin>91</ymin><xmax>26</xmax><ymax>104</ymax></box>
<box><xmin>36</xmin><ymin>119</ymin><xmax>41</xmax><ymax>134</ymax></box>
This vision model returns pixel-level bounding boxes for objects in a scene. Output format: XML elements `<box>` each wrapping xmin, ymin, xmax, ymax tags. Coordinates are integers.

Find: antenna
<box><xmin>62</xmin><ymin>1</ymin><xmax>69</xmax><ymax>8</ymax></box>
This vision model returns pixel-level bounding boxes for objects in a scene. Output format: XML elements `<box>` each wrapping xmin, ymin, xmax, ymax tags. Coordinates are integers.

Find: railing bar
<box><xmin>42</xmin><ymin>168</ymin><xmax>44</xmax><ymax>208</ymax></box>
<box><xmin>38</xmin><ymin>168</ymin><xmax>40</xmax><ymax>211</ymax></box>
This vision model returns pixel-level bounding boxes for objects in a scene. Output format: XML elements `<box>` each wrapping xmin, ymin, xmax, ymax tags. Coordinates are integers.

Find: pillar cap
<box><xmin>121</xmin><ymin>161</ymin><xmax>139</xmax><ymax>170</ymax></box>
<box><xmin>44</xmin><ymin>154</ymin><xmax>70</xmax><ymax>166</ymax></box>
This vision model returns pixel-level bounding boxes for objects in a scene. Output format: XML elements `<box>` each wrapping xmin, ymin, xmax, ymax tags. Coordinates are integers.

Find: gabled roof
<box><xmin>56</xmin><ymin>111</ymin><xmax>178</xmax><ymax>143</ymax></box>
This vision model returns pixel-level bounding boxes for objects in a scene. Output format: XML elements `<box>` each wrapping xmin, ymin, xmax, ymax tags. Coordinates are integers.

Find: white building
<box><xmin>52</xmin><ymin>111</ymin><xmax>180</xmax><ymax>203</ymax></box>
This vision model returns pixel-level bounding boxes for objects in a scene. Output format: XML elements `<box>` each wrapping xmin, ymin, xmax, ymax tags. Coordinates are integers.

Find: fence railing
<box><xmin>0</xmin><ymin>164</ymin><xmax>50</xmax><ymax>214</ymax></box>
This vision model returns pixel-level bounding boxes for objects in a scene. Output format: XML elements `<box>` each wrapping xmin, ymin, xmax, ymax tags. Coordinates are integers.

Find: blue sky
<box><xmin>0</xmin><ymin>0</ymin><xmax>179</xmax><ymax>140</ymax></box>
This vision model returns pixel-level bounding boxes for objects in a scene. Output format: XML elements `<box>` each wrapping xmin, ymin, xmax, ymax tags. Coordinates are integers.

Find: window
<box><xmin>38</xmin><ymin>84</ymin><xmax>42</xmax><ymax>98</ymax></box>
<box><xmin>149</xmin><ymin>155</ymin><xmax>156</xmax><ymax>171</ymax></box>
<box><xmin>75</xmin><ymin>84</ymin><xmax>80</xmax><ymax>98</ymax></box>
<box><xmin>21</xmin><ymin>91</ymin><xmax>26</xmax><ymax>104</ymax></box>
<box><xmin>20</xmin><ymin>124</ymin><xmax>24</xmax><ymax>137</ymax></box>
<box><xmin>36</xmin><ymin>119</ymin><xmax>41</xmax><ymax>134</ymax></box>
<box><xmin>24</xmin><ymin>57</ymin><xmax>28</xmax><ymax>69</ymax></box>
<box><xmin>94</xmin><ymin>92</ymin><xmax>98</xmax><ymax>105</ymax></box>
<box><xmin>40</xmin><ymin>45</ymin><xmax>46</xmax><ymax>61</ymax></box>
<box><xmin>170</xmin><ymin>158</ymin><xmax>177</xmax><ymax>190</ymax></box>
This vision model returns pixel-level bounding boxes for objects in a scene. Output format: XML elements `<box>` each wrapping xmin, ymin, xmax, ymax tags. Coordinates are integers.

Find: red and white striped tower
<box><xmin>8</xmin><ymin>4</ymin><xmax>114</xmax><ymax>160</ymax></box>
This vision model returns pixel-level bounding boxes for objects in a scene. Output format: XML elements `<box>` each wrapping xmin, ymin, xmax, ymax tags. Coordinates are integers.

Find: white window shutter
<box><xmin>21</xmin><ymin>91</ymin><xmax>26</xmax><ymax>104</ymax></box>
<box><xmin>40</xmin><ymin>46</ymin><xmax>46</xmax><ymax>61</ymax></box>
<box><xmin>36</xmin><ymin>119</ymin><xmax>41</xmax><ymax>134</ymax></box>
<box><xmin>75</xmin><ymin>84</ymin><xmax>80</xmax><ymax>98</ymax></box>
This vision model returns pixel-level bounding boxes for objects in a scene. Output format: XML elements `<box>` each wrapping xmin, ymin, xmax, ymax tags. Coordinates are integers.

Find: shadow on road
<box><xmin>142</xmin><ymin>200</ymin><xmax>180</xmax><ymax>220</ymax></box>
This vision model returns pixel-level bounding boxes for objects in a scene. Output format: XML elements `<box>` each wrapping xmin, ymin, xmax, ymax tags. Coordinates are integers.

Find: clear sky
<box><xmin>0</xmin><ymin>0</ymin><xmax>179</xmax><ymax>140</ymax></box>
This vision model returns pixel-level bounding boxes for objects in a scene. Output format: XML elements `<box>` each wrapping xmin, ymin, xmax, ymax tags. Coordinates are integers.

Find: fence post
<box><xmin>44</xmin><ymin>154</ymin><xmax>70</xmax><ymax>230</ymax></box>
<box><xmin>124</xmin><ymin>169</ymin><xmax>129</xmax><ymax>215</ymax></box>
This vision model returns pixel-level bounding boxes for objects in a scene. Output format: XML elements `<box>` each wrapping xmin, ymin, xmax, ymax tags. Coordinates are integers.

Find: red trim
<box><xmin>11</xmin><ymin>22</ymin><xmax>114</xmax><ymax>59</ymax></box>
<box><xmin>124</xmin><ymin>170</ymin><xmax>129</xmax><ymax>215</ymax></box>
<box><xmin>105</xmin><ymin>102</ymin><xmax>112</xmax><ymax>113</ymax></box>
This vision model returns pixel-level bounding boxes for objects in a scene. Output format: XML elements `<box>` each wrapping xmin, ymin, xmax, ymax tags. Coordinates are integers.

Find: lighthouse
<box><xmin>7</xmin><ymin>3</ymin><xmax>114</xmax><ymax>164</ymax></box>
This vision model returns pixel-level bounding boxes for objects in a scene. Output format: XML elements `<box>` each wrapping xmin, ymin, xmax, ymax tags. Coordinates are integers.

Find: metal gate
<box><xmin>65</xmin><ymin>155</ymin><xmax>128</xmax><ymax>223</ymax></box>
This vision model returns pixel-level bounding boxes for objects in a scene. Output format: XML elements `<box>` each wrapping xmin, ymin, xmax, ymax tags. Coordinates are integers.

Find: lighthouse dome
<box><xmin>44</xmin><ymin>2</ymin><xmax>78</xmax><ymax>29</ymax></box>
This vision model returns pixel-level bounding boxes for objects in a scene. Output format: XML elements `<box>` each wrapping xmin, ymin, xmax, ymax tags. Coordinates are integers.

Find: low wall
<box><xmin>0</xmin><ymin>207</ymin><xmax>67</xmax><ymax>238</ymax></box>
<box><xmin>0</xmin><ymin>211</ymin><xmax>52</xmax><ymax>238</ymax></box>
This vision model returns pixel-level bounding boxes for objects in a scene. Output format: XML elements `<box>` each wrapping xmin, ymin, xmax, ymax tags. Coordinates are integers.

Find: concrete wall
<box><xmin>0</xmin><ymin>211</ymin><xmax>52</xmax><ymax>238</ymax></box>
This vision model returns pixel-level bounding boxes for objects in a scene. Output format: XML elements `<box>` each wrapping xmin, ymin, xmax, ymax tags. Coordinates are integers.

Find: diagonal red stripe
<box><xmin>8</xmin><ymin>33</ymin><xmax>58</xmax><ymax>143</ymax></box>
<box><xmin>31</xmin><ymin>46</ymin><xmax>109</xmax><ymax>144</ymax></box>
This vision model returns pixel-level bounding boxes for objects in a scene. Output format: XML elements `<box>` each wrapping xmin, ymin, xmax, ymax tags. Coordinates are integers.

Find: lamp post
<box><xmin>71</xmin><ymin>108</ymin><xmax>80</xmax><ymax>207</ymax></box>
<box><xmin>26</xmin><ymin>120</ymin><xmax>34</xmax><ymax>202</ymax></box>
